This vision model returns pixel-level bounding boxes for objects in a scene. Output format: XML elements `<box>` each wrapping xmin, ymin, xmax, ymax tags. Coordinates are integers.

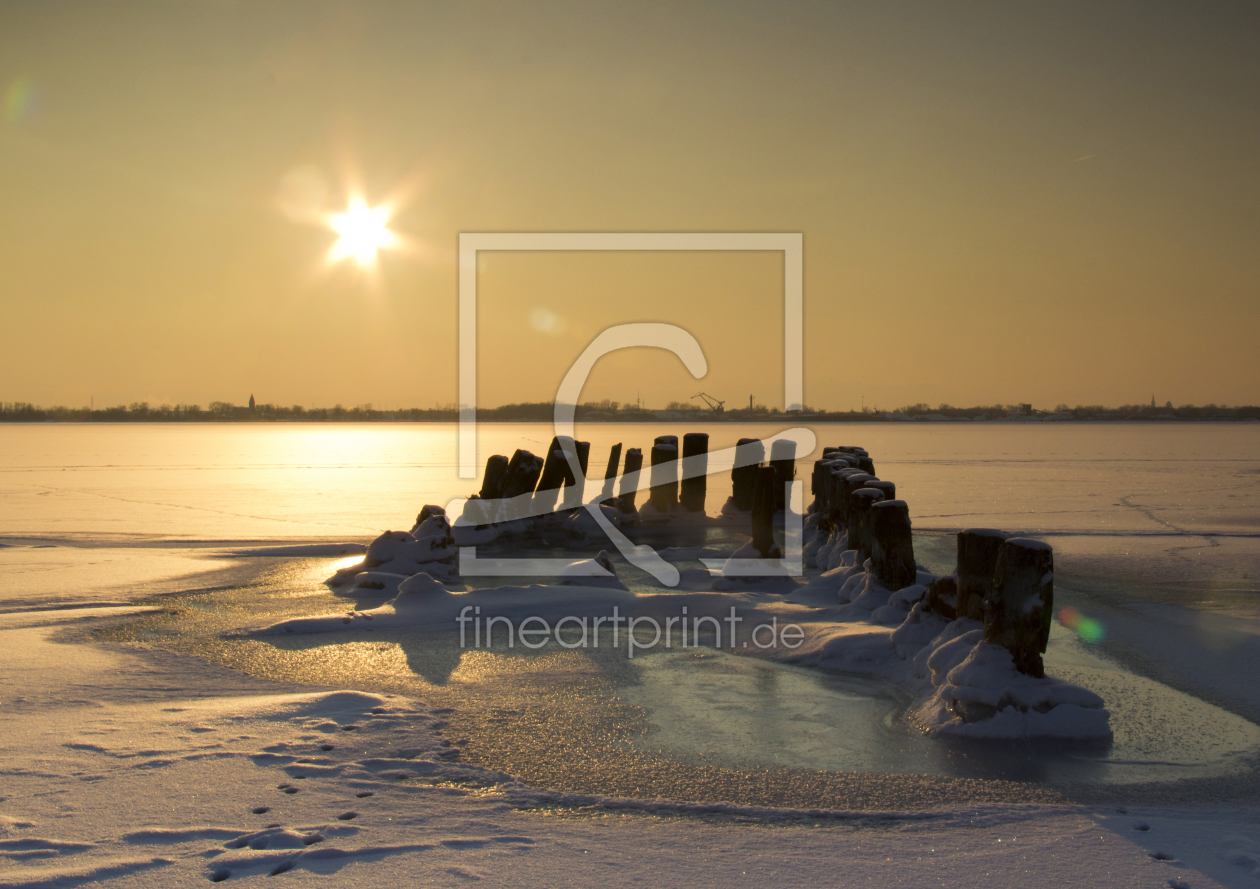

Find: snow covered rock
<box><xmin>364</xmin><ymin>530</ymin><xmax>416</xmax><ymax>567</ymax></box>
<box><xmin>391</xmin><ymin>572</ymin><xmax>452</xmax><ymax>605</ymax></box>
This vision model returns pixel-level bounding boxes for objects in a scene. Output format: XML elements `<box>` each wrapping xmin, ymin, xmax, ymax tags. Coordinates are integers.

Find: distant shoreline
<box><xmin>3</xmin><ymin>415</ymin><xmax>1258</xmax><ymax>425</ymax></box>
<box><xmin>4</xmin><ymin>401</ymin><xmax>1259</xmax><ymax>424</ymax></box>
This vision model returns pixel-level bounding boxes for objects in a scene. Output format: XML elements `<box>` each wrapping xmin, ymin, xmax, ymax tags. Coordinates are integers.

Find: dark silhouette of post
<box><xmin>731</xmin><ymin>438</ymin><xmax>764</xmax><ymax>511</ymax></box>
<box><xmin>769</xmin><ymin>439</ymin><xmax>796</xmax><ymax>510</ymax></box>
<box><xmin>619</xmin><ymin>447</ymin><xmax>643</xmax><ymax>513</ymax></box>
<box><xmin>479</xmin><ymin>454</ymin><xmax>509</xmax><ymax>501</ymax></box>
<box><xmin>750</xmin><ymin>466</ymin><xmax>779</xmax><ymax>557</ymax></box>
<box><xmin>649</xmin><ymin>438</ymin><xmax>678</xmax><ymax>512</ymax></box>
<box><xmin>600</xmin><ymin>443</ymin><xmax>623</xmax><ymax>503</ymax></box>
<box><xmin>680</xmin><ymin>432</ymin><xmax>709</xmax><ymax>513</ymax></box>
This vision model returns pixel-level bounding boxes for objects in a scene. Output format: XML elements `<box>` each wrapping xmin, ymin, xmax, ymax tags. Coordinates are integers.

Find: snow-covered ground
<box><xmin>5</xmin><ymin>599</ymin><xmax>1260</xmax><ymax>888</ymax></box>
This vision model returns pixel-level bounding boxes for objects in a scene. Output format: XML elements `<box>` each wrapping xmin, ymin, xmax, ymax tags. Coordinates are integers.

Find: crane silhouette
<box><xmin>692</xmin><ymin>392</ymin><xmax>725</xmax><ymax>414</ymax></box>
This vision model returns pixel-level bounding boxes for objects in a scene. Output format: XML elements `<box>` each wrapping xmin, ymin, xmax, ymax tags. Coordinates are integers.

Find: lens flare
<box><xmin>4</xmin><ymin>76</ymin><xmax>34</xmax><ymax>123</ymax></box>
<box><xmin>1058</xmin><ymin>606</ymin><xmax>1105</xmax><ymax>644</ymax></box>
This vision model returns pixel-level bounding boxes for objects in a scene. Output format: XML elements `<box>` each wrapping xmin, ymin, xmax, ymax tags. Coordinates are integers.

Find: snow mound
<box><xmin>914</xmin><ymin>640</ymin><xmax>1111</xmax><ymax>739</ymax></box>
<box><xmin>558</xmin><ymin>551</ymin><xmax>627</xmax><ymax>589</ymax></box>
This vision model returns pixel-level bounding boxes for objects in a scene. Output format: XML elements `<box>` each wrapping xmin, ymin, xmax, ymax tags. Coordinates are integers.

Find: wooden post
<box><xmin>751</xmin><ymin>465</ymin><xmax>779</xmax><ymax>557</ymax></box>
<box><xmin>533</xmin><ymin>436</ymin><xmax>571</xmax><ymax>515</ymax></box>
<box><xmin>865</xmin><ymin>479</ymin><xmax>896</xmax><ymax>503</ymax></box>
<box><xmin>848</xmin><ymin>487</ymin><xmax>885</xmax><ymax>558</ymax></box>
<box><xmin>649</xmin><ymin>439</ymin><xmax>678</xmax><ymax>512</ymax></box>
<box><xmin>561</xmin><ymin>440</ymin><xmax>590</xmax><ymax>510</ymax></box>
<box><xmin>731</xmin><ymin>437</ymin><xmax>764</xmax><ymax>511</ymax></box>
<box><xmin>869</xmin><ymin>499</ymin><xmax>916</xmax><ymax>590</ymax></box>
<box><xmin>600</xmin><ymin>443</ymin><xmax>623</xmax><ymax>503</ymax></box>
<box><xmin>984</xmin><ymin>538</ymin><xmax>1054</xmax><ymax>677</ymax></box>
<box><xmin>619</xmin><ymin>448</ymin><xmax>643</xmax><ymax>513</ymax></box>
<box><xmin>956</xmin><ymin>528</ymin><xmax>1010</xmax><ymax>621</ymax></box>
<box><xmin>769</xmin><ymin>439</ymin><xmax>796</xmax><ymax>510</ymax></box>
<box><xmin>478</xmin><ymin>454</ymin><xmax>509</xmax><ymax>501</ymax></box>
<box><xmin>680</xmin><ymin>432</ymin><xmax>709</xmax><ymax>513</ymax></box>
<box><xmin>500</xmin><ymin>449</ymin><xmax>544</xmax><ymax>519</ymax></box>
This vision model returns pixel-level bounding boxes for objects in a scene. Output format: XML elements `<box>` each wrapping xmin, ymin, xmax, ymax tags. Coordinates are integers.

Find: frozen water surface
<box><xmin>3</xmin><ymin>422</ymin><xmax>1259</xmax><ymax>808</ymax></box>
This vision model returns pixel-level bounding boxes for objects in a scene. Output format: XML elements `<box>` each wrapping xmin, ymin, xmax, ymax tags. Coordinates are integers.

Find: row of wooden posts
<box><xmin>811</xmin><ymin>446</ymin><xmax>1053</xmax><ymax>678</ymax></box>
<box><xmin>472</xmin><ymin>434</ymin><xmax>801</xmax><ymax>551</ymax></box>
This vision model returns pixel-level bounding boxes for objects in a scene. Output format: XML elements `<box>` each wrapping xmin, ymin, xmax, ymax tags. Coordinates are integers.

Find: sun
<box><xmin>327</xmin><ymin>197</ymin><xmax>400</xmax><ymax>267</ymax></box>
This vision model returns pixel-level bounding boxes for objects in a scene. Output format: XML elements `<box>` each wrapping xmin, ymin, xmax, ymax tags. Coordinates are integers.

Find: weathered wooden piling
<box><xmin>926</xmin><ymin>575</ymin><xmax>959</xmax><ymax>620</ymax></box>
<box><xmin>533</xmin><ymin>436</ymin><xmax>572</xmax><ymax>514</ymax></box>
<box><xmin>769</xmin><ymin>440</ymin><xmax>796</xmax><ymax>510</ymax></box>
<box><xmin>869</xmin><ymin>499</ymin><xmax>916</xmax><ymax>590</ymax></box>
<box><xmin>561</xmin><ymin>440</ymin><xmax>591</xmax><ymax>509</ymax></box>
<box><xmin>834</xmin><ymin>471</ymin><xmax>875</xmax><ymax>530</ymax></box>
<box><xmin>619</xmin><ymin>447</ymin><xmax>644</xmax><ymax>513</ymax></box>
<box><xmin>751</xmin><ymin>465</ymin><xmax>779</xmax><ymax>557</ymax></box>
<box><xmin>865</xmin><ymin>479</ymin><xmax>896</xmax><ymax>504</ymax></box>
<box><xmin>848</xmin><ymin>487</ymin><xmax>885</xmax><ymax>558</ymax></box>
<box><xmin>680</xmin><ymin>432</ymin><xmax>709</xmax><ymax>513</ymax></box>
<box><xmin>479</xmin><ymin>455</ymin><xmax>509</xmax><ymax>501</ymax></box>
<box><xmin>956</xmin><ymin>528</ymin><xmax>1010</xmax><ymax>621</ymax></box>
<box><xmin>731</xmin><ymin>438</ymin><xmax>764</xmax><ymax>511</ymax></box>
<box><xmin>600</xmin><ymin>443</ymin><xmax>623</xmax><ymax>502</ymax></box>
<box><xmin>649</xmin><ymin>438</ymin><xmax>679</xmax><ymax>512</ymax></box>
<box><xmin>501</xmin><ymin>449</ymin><xmax>544</xmax><ymax>500</ymax></box>
<box><xmin>984</xmin><ymin>538</ymin><xmax>1054</xmax><ymax>677</ymax></box>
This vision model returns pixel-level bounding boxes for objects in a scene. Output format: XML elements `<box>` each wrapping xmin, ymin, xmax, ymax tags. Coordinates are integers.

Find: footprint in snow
<box><xmin>336</xmin><ymin>812</ymin><xmax>358</xmax><ymax>821</ymax></box>
<box><xmin>210</xmin><ymin>866</ymin><xmax>231</xmax><ymax>882</ymax></box>
<box><xmin>1149</xmin><ymin>851</ymin><xmax>1177</xmax><ymax>861</ymax></box>
<box><xmin>1134</xmin><ymin>822</ymin><xmax>1150</xmax><ymax>831</ymax></box>
<box><xmin>251</xmin><ymin>807</ymin><xmax>270</xmax><ymax>815</ymax></box>
<box><xmin>356</xmin><ymin>792</ymin><xmax>374</xmax><ymax>798</ymax></box>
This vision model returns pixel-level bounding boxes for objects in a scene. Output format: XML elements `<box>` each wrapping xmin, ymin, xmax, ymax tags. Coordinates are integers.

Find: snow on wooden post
<box><xmin>649</xmin><ymin>439</ymin><xmax>679</xmax><ymax>512</ymax></box>
<box><xmin>837</xmin><ymin>471</ymin><xmax>875</xmax><ymax>536</ymax></box>
<box><xmin>926</xmin><ymin>575</ymin><xmax>959</xmax><ymax>620</ymax></box>
<box><xmin>984</xmin><ymin>538</ymin><xmax>1054</xmax><ymax>678</ymax></box>
<box><xmin>865</xmin><ymin>480</ymin><xmax>896</xmax><ymax>503</ymax></box>
<box><xmin>731</xmin><ymin>438</ymin><xmax>764</xmax><ymax>511</ymax></box>
<box><xmin>869</xmin><ymin>499</ymin><xmax>916</xmax><ymax>591</ymax></box>
<box><xmin>680</xmin><ymin>432</ymin><xmax>709</xmax><ymax>513</ymax></box>
<box><xmin>750</xmin><ymin>465</ymin><xmax>779</xmax><ymax>557</ymax></box>
<box><xmin>600</xmin><ymin>443</ymin><xmax>623</xmax><ymax>503</ymax></box>
<box><xmin>956</xmin><ymin>528</ymin><xmax>1011</xmax><ymax>621</ymax></box>
<box><xmin>478</xmin><ymin>454</ymin><xmax>509</xmax><ymax>501</ymax></box>
<box><xmin>619</xmin><ymin>447</ymin><xmax>643</xmax><ymax>513</ymax></box>
<box><xmin>848</xmin><ymin>487</ymin><xmax>885</xmax><ymax>558</ymax></box>
<box><xmin>769</xmin><ymin>439</ymin><xmax>796</xmax><ymax>510</ymax></box>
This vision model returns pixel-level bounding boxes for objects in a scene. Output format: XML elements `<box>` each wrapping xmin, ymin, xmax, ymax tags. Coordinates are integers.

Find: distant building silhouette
<box><xmin>249</xmin><ymin>394</ymin><xmax>256</xmax><ymax>411</ymax></box>
<box><xmin>1151</xmin><ymin>394</ymin><xmax>1156</xmax><ymax>409</ymax></box>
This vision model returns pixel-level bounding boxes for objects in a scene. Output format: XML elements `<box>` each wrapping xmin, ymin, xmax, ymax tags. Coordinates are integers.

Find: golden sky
<box><xmin>2</xmin><ymin>1</ymin><xmax>1257</xmax><ymax>411</ymax></box>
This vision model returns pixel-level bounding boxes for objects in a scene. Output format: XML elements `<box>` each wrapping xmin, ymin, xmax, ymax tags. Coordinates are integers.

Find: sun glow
<box><xmin>327</xmin><ymin>197</ymin><xmax>400</xmax><ymax>267</ymax></box>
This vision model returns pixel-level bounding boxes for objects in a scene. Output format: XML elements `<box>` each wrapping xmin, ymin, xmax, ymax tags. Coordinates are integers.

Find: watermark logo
<box><xmin>452</xmin><ymin>232</ymin><xmax>814</xmax><ymax>586</ymax></box>
<box><xmin>456</xmin><ymin>605</ymin><xmax>804</xmax><ymax>658</ymax></box>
